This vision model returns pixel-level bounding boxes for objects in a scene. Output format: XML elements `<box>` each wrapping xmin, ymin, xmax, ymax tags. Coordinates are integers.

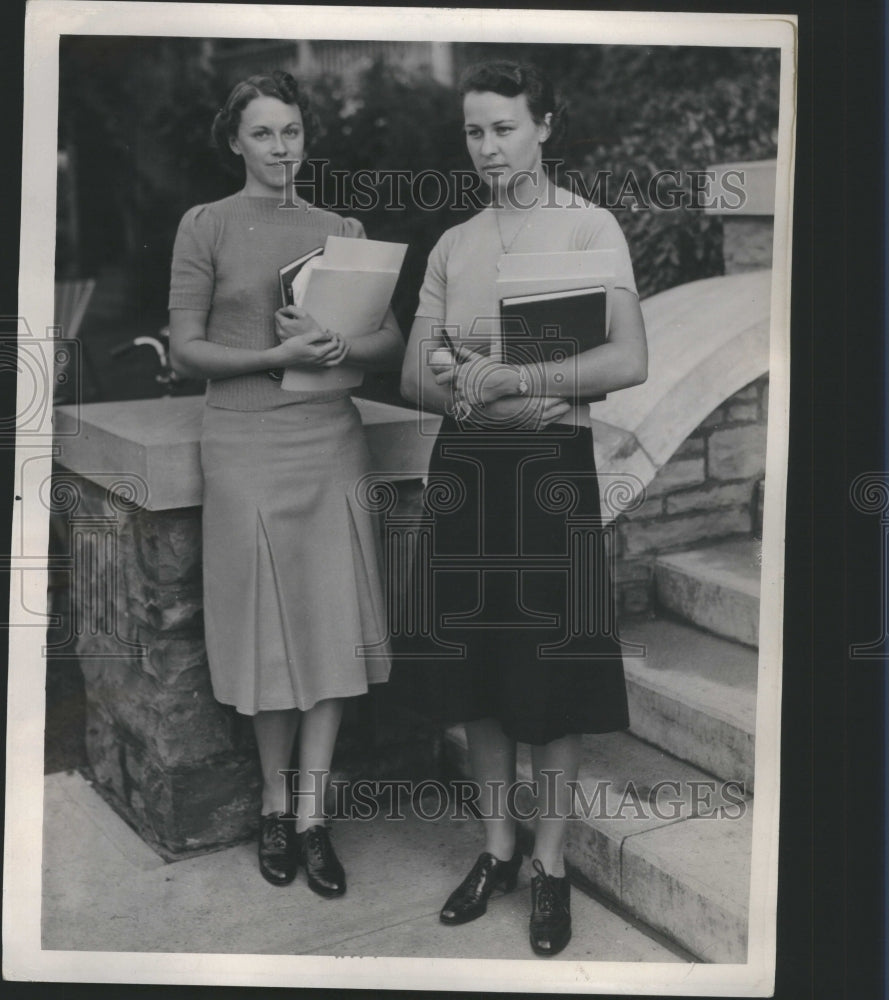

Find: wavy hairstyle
<box><xmin>458</xmin><ymin>59</ymin><xmax>568</xmax><ymax>151</ymax></box>
<box><xmin>211</xmin><ymin>70</ymin><xmax>319</xmax><ymax>175</ymax></box>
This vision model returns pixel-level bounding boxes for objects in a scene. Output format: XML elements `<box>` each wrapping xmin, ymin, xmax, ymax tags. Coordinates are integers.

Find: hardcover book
<box><xmin>500</xmin><ymin>285</ymin><xmax>608</xmax><ymax>403</ymax></box>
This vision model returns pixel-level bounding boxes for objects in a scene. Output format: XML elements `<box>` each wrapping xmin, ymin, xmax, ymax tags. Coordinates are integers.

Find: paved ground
<box><xmin>43</xmin><ymin>770</ymin><xmax>686</xmax><ymax>967</ymax></box>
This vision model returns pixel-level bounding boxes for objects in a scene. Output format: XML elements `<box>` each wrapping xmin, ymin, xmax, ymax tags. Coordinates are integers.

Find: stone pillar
<box><xmin>705</xmin><ymin>159</ymin><xmax>776</xmax><ymax>274</ymax></box>
<box><xmin>51</xmin><ymin>467</ymin><xmax>443</xmax><ymax>857</ymax></box>
<box><xmin>52</xmin><ymin>471</ymin><xmax>260</xmax><ymax>856</ymax></box>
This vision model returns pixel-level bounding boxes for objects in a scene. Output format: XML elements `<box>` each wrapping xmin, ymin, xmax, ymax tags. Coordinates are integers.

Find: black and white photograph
<box><xmin>4</xmin><ymin>3</ymin><xmax>797</xmax><ymax>993</ymax></box>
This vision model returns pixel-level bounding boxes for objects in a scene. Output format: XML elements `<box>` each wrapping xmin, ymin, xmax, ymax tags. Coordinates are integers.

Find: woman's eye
<box><xmin>496</xmin><ymin>127</ymin><xmax>513</xmax><ymax>135</ymax></box>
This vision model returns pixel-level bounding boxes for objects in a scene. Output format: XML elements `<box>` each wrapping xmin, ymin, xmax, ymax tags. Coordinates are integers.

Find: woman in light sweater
<box><xmin>399</xmin><ymin>59</ymin><xmax>647</xmax><ymax>956</ymax></box>
<box><xmin>169</xmin><ymin>71</ymin><xmax>402</xmax><ymax>897</ymax></box>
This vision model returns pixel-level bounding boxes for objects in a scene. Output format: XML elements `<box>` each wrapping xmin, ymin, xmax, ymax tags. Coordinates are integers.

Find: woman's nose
<box><xmin>479</xmin><ymin>131</ymin><xmax>498</xmax><ymax>156</ymax></box>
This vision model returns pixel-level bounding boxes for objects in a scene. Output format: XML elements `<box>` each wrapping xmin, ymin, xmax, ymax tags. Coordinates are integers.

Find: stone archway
<box><xmin>593</xmin><ymin>267</ymin><xmax>772</xmax><ymax>501</ymax></box>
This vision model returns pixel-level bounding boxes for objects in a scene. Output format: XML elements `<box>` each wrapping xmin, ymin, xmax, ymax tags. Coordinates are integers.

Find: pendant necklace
<box><xmin>494</xmin><ymin>202</ymin><xmax>541</xmax><ymax>270</ymax></box>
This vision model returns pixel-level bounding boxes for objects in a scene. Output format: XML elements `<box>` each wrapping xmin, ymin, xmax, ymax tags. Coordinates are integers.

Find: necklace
<box><xmin>493</xmin><ymin>204</ymin><xmax>540</xmax><ymax>269</ymax></box>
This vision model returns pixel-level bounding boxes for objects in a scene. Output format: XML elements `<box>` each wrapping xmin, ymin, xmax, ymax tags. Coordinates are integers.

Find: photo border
<box><xmin>5</xmin><ymin>3</ymin><xmax>798</xmax><ymax>994</ymax></box>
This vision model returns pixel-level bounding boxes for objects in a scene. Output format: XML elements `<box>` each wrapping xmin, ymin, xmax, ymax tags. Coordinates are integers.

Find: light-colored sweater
<box><xmin>169</xmin><ymin>193</ymin><xmax>364</xmax><ymax>410</ymax></box>
<box><xmin>415</xmin><ymin>186</ymin><xmax>639</xmax><ymax>425</ymax></box>
<box><xmin>417</xmin><ymin>186</ymin><xmax>638</xmax><ymax>336</ymax></box>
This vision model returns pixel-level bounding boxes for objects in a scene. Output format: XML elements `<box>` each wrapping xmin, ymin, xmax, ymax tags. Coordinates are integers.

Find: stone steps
<box><xmin>444</xmin><ymin>725</ymin><xmax>751</xmax><ymax>963</ymax></box>
<box><xmin>620</xmin><ymin>617</ymin><xmax>757</xmax><ymax>789</ymax></box>
<box><xmin>654</xmin><ymin>538</ymin><xmax>762</xmax><ymax>647</ymax></box>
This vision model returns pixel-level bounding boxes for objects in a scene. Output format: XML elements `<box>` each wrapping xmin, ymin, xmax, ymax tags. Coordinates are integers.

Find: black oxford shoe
<box><xmin>298</xmin><ymin>825</ymin><xmax>346</xmax><ymax>898</ymax></box>
<box><xmin>529</xmin><ymin>859</ymin><xmax>571</xmax><ymax>956</ymax></box>
<box><xmin>258</xmin><ymin>812</ymin><xmax>298</xmax><ymax>887</ymax></box>
<box><xmin>440</xmin><ymin>850</ymin><xmax>523</xmax><ymax>925</ymax></box>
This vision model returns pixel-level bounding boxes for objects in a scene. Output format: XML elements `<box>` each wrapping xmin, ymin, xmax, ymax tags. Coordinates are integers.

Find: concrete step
<box><xmin>621</xmin><ymin>617</ymin><xmax>757</xmax><ymax>789</ymax></box>
<box><xmin>444</xmin><ymin>725</ymin><xmax>752</xmax><ymax>963</ymax></box>
<box><xmin>654</xmin><ymin>538</ymin><xmax>761</xmax><ymax>647</ymax></box>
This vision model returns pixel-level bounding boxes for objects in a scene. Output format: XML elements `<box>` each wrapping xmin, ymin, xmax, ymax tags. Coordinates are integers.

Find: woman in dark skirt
<box><xmin>399</xmin><ymin>60</ymin><xmax>647</xmax><ymax>956</ymax></box>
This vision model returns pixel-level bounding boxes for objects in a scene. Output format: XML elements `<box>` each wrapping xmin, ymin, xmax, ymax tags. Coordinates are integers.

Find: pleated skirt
<box><xmin>200</xmin><ymin>397</ymin><xmax>391</xmax><ymax>715</ymax></box>
<box><xmin>391</xmin><ymin>418</ymin><xmax>629</xmax><ymax>746</ymax></box>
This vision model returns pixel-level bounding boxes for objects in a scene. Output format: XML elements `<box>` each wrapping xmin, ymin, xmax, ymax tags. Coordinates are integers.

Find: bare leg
<box><xmin>530</xmin><ymin>733</ymin><xmax>582</xmax><ymax>876</ymax></box>
<box><xmin>253</xmin><ymin>708</ymin><xmax>300</xmax><ymax>815</ymax></box>
<box><xmin>294</xmin><ymin>697</ymin><xmax>345</xmax><ymax>834</ymax></box>
<box><xmin>465</xmin><ymin>716</ymin><xmax>518</xmax><ymax>861</ymax></box>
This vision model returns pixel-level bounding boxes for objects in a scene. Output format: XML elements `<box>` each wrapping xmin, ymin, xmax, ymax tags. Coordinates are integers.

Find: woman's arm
<box><xmin>445</xmin><ymin>288</ymin><xmax>648</xmax><ymax>407</ymax></box>
<box><xmin>169</xmin><ymin>308</ymin><xmax>345</xmax><ymax>380</ymax></box>
<box><xmin>537</xmin><ymin>288</ymin><xmax>648</xmax><ymax>398</ymax></box>
<box><xmin>401</xmin><ymin>315</ymin><xmax>571</xmax><ymax>427</ymax></box>
<box><xmin>273</xmin><ymin>305</ymin><xmax>404</xmax><ymax>373</ymax></box>
<box><xmin>338</xmin><ymin>306</ymin><xmax>404</xmax><ymax>372</ymax></box>
<box><xmin>400</xmin><ymin>315</ymin><xmax>454</xmax><ymax>414</ymax></box>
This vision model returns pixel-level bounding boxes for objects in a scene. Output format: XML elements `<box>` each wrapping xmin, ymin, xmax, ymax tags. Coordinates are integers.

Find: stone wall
<box><xmin>722</xmin><ymin>218</ymin><xmax>775</xmax><ymax>274</ymax></box>
<box><xmin>53</xmin><ymin>471</ymin><xmax>438</xmax><ymax>857</ymax></box>
<box><xmin>50</xmin><ymin>473</ymin><xmax>257</xmax><ymax>855</ymax></box>
<box><xmin>614</xmin><ymin>374</ymin><xmax>768</xmax><ymax>618</ymax></box>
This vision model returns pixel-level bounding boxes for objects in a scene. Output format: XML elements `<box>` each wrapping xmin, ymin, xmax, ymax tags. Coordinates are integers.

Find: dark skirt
<box><xmin>390</xmin><ymin>418</ymin><xmax>629</xmax><ymax>745</ymax></box>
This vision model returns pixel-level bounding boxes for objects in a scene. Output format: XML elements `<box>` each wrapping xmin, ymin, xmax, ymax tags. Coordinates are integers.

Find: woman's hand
<box><xmin>272</xmin><ymin>306</ymin><xmax>350</xmax><ymax>368</ymax></box>
<box><xmin>467</xmin><ymin>394</ymin><xmax>572</xmax><ymax>430</ymax></box>
<box><xmin>320</xmin><ymin>334</ymin><xmax>351</xmax><ymax>367</ymax></box>
<box><xmin>433</xmin><ymin>344</ymin><xmax>520</xmax><ymax>406</ymax></box>
<box><xmin>427</xmin><ymin>347</ymin><xmax>454</xmax><ymax>376</ymax></box>
<box><xmin>275</xmin><ymin>304</ymin><xmax>325</xmax><ymax>341</ymax></box>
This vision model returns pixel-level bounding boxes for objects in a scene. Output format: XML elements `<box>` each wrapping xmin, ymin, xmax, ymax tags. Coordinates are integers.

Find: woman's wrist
<box><xmin>476</xmin><ymin>363</ymin><xmax>523</xmax><ymax>403</ymax></box>
<box><xmin>493</xmin><ymin>363</ymin><xmax>529</xmax><ymax>401</ymax></box>
<box><xmin>513</xmin><ymin>364</ymin><xmax>530</xmax><ymax>397</ymax></box>
<box><xmin>266</xmin><ymin>342</ymin><xmax>289</xmax><ymax>367</ymax></box>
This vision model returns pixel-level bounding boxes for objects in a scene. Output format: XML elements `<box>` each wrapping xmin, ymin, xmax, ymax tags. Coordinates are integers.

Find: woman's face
<box><xmin>462</xmin><ymin>90</ymin><xmax>551</xmax><ymax>199</ymax></box>
<box><xmin>230</xmin><ymin>95</ymin><xmax>306</xmax><ymax>197</ymax></box>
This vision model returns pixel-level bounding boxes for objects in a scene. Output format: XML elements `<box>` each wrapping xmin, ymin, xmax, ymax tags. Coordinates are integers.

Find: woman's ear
<box><xmin>539</xmin><ymin>112</ymin><xmax>553</xmax><ymax>143</ymax></box>
<box><xmin>229</xmin><ymin>135</ymin><xmax>242</xmax><ymax>157</ymax></box>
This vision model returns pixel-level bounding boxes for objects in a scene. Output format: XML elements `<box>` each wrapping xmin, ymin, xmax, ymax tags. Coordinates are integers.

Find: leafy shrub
<box><xmin>58</xmin><ymin>39</ymin><xmax>780</xmax><ymax>327</ymax></box>
<box><xmin>451</xmin><ymin>43</ymin><xmax>781</xmax><ymax>296</ymax></box>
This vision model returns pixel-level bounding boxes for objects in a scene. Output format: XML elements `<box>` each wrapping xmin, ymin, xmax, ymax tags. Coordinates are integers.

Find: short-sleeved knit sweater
<box><xmin>414</xmin><ymin>185</ymin><xmax>639</xmax><ymax>424</ymax></box>
<box><xmin>169</xmin><ymin>193</ymin><xmax>365</xmax><ymax>411</ymax></box>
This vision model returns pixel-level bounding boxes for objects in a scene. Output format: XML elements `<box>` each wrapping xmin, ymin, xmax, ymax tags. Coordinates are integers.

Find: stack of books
<box><xmin>278</xmin><ymin>235</ymin><xmax>407</xmax><ymax>391</ymax></box>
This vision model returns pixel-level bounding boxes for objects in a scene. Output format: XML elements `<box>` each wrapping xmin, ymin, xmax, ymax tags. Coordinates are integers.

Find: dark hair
<box><xmin>211</xmin><ymin>70</ymin><xmax>319</xmax><ymax>175</ymax></box>
<box><xmin>458</xmin><ymin>59</ymin><xmax>567</xmax><ymax>147</ymax></box>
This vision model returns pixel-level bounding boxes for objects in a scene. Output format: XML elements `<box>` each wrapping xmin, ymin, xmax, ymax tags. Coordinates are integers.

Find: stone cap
<box><xmin>704</xmin><ymin>159</ymin><xmax>776</xmax><ymax>216</ymax></box>
<box><xmin>53</xmin><ymin>395</ymin><xmax>442</xmax><ymax>511</ymax></box>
